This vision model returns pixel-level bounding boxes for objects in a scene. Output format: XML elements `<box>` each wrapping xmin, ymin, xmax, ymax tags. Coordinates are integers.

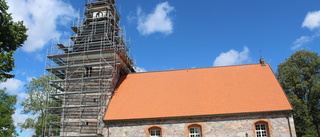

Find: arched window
<box><xmin>186</xmin><ymin>124</ymin><xmax>203</xmax><ymax>137</ymax></box>
<box><xmin>254</xmin><ymin>120</ymin><xmax>270</xmax><ymax>137</ymax></box>
<box><xmin>147</xmin><ymin>126</ymin><xmax>162</xmax><ymax>137</ymax></box>
<box><xmin>96</xmin><ymin>11</ymin><xmax>103</xmax><ymax>18</ymax></box>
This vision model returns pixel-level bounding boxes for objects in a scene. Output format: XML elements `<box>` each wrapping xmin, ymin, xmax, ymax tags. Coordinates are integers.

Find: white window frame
<box><xmin>93</xmin><ymin>11</ymin><xmax>107</xmax><ymax>18</ymax></box>
<box><xmin>255</xmin><ymin>124</ymin><xmax>268</xmax><ymax>137</ymax></box>
<box><xmin>189</xmin><ymin>127</ymin><xmax>201</xmax><ymax>137</ymax></box>
<box><xmin>150</xmin><ymin>129</ymin><xmax>161</xmax><ymax>137</ymax></box>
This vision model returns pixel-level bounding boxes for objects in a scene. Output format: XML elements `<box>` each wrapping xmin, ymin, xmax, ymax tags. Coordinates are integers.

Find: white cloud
<box><xmin>134</xmin><ymin>66</ymin><xmax>147</xmax><ymax>72</ymax></box>
<box><xmin>291</xmin><ymin>36</ymin><xmax>313</xmax><ymax>50</ymax></box>
<box><xmin>12</xmin><ymin>108</ymin><xmax>37</xmax><ymax>127</ymax></box>
<box><xmin>0</xmin><ymin>78</ymin><xmax>25</xmax><ymax>94</ymax></box>
<box><xmin>302</xmin><ymin>10</ymin><xmax>320</xmax><ymax>30</ymax></box>
<box><xmin>17</xmin><ymin>92</ymin><xmax>29</xmax><ymax>103</ymax></box>
<box><xmin>7</xmin><ymin>0</ymin><xmax>77</xmax><ymax>52</ymax></box>
<box><xmin>137</xmin><ymin>2</ymin><xmax>174</xmax><ymax>35</ymax></box>
<box><xmin>293</xmin><ymin>11</ymin><xmax>320</xmax><ymax>50</ymax></box>
<box><xmin>127</xmin><ymin>11</ymin><xmax>136</xmax><ymax>25</ymax></box>
<box><xmin>26</xmin><ymin>76</ymin><xmax>36</xmax><ymax>82</ymax></box>
<box><xmin>213</xmin><ymin>46</ymin><xmax>250</xmax><ymax>67</ymax></box>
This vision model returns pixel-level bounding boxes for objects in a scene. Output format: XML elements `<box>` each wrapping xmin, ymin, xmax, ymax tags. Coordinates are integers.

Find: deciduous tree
<box><xmin>277</xmin><ymin>50</ymin><xmax>320</xmax><ymax>137</ymax></box>
<box><xmin>19</xmin><ymin>75</ymin><xmax>60</xmax><ymax>137</ymax></box>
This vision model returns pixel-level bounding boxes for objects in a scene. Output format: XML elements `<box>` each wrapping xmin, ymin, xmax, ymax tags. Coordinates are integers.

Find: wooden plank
<box><xmin>57</xmin><ymin>43</ymin><xmax>69</xmax><ymax>53</ymax></box>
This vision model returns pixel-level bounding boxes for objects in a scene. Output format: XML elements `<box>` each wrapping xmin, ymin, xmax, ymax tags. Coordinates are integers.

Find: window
<box><xmin>149</xmin><ymin>129</ymin><xmax>161</xmax><ymax>137</ymax></box>
<box><xmin>186</xmin><ymin>123</ymin><xmax>203</xmax><ymax>137</ymax></box>
<box><xmin>189</xmin><ymin>127</ymin><xmax>201</xmax><ymax>137</ymax></box>
<box><xmin>85</xmin><ymin>67</ymin><xmax>92</xmax><ymax>77</ymax></box>
<box><xmin>255</xmin><ymin>124</ymin><xmax>267</xmax><ymax>137</ymax></box>
<box><xmin>253</xmin><ymin>120</ymin><xmax>271</xmax><ymax>137</ymax></box>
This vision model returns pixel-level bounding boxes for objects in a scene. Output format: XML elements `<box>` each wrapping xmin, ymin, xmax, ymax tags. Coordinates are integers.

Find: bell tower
<box><xmin>45</xmin><ymin>0</ymin><xmax>135</xmax><ymax>136</ymax></box>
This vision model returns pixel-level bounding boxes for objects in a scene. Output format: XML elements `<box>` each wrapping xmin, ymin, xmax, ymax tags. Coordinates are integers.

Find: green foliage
<box><xmin>277</xmin><ymin>50</ymin><xmax>320</xmax><ymax>137</ymax></box>
<box><xmin>0</xmin><ymin>0</ymin><xmax>28</xmax><ymax>136</ymax></box>
<box><xmin>0</xmin><ymin>51</ymin><xmax>14</xmax><ymax>80</ymax></box>
<box><xmin>0</xmin><ymin>0</ymin><xmax>28</xmax><ymax>81</ymax></box>
<box><xmin>19</xmin><ymin>75</ymin><xmax>60</xmax><ymax>137</ymax></box>
<box><xmin>302</xmin><ymin>135</ymin><xmax>316</xmax><ymax>137</ymax></box>
<box><xmin>0</xmin><ymin>89</ymin><xmax>18</xmax><ymax>137</ymax></box>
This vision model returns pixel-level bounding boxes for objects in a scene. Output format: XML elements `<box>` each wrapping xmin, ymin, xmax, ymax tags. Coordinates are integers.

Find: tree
<box><xmin>0</xmin><ymin>0</ymin><xmax>28</xmax><ymax>81</ymax></box>
<box><xmin>19</xmin><ymin>75</ymin><xmax>60</xmax><ymax>137</ymax></box>
<box><xmin>277</xmin><ymin>50</ymin><xmax>320</xmax><ymax>137</ymax></box>
<box><xmin>0</xmin><ymin>0</ymin><xmax>27</xmax><ymax>136</ymax></box>
<box><xmin>0</xmin><ymin>89</ymin><xmax>18</xmax><ymax>136</ymax></box>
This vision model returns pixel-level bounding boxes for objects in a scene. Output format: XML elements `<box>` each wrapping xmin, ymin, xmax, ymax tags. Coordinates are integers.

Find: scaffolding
<box><xmin>45</xmin><ymin>0</ymin><xmax>135</xmax><ymax>136</ymax></box>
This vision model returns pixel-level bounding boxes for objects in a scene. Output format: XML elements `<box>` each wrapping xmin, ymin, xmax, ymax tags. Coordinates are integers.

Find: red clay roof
<box><xmin>104</xmin><ymin>64</ymin><xmax>292</xmax><ymax>121</ymax></box>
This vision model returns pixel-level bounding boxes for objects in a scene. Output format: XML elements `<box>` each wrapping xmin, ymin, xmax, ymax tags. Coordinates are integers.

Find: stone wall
<box><xmin>103</xmin><ymin>111</ymin><xmax>296</xmax><ymax>137</ymax></box>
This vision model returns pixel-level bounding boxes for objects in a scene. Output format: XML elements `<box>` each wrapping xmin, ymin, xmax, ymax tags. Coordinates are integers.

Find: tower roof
<box><xmin>104</xmin><ymin>64</ymin><xmax>292</xmax><ymax>121</ymax></box>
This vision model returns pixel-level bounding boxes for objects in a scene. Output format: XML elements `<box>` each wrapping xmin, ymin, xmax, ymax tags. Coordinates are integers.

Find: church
<box><xmin>45</xmin><ymin>0</ymin><xmax>296</xmax><ymax>137</ymax></box>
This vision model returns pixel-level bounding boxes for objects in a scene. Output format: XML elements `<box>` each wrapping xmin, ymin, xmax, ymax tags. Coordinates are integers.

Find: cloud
<box><xmin>134</xmin><ymin>66</ymin><xmax>147</xmax><ymax>72</ymax></box>
<box><xmin>17</xmin><ymin>92</ymin><xmax>29</xmax><ymax>103</ymax></box>
<box><xmin>0</xmin><ymin>78</ymin><xmax>25</xmax><ymax>94</ymax></box>
<box><xmin>291</xmin><ymin>36</ymin><xmax>313</xmax><ymax>50</ymax></box>
<box><xmin>137</xmin><ymin>2</ymin><xmax>174</xmax><ymax>35</ymax></box>
<box><xmin>7</xmin><ymin>0</ymin><xmax>77</xmax><ymax>52</ymax></box>
<box><xmin>293</xmin><ymin>11</ymin><xmax>320</xmax><ymax>50</ymax></box>
<box><xmin>26</xmin><ymin>76</ymin><xmax>36</xmax><ymax>82</ymax></box>
<box><xmin>302</xmin><ymin>10</ymin><xmax>320</xmax><ymax>30</ymax></box>
<box><xmin>213</xmin><ymin>46</ymin><xmax>250</xmax><ymax>67</ymax></box>
<box><xmin>12</xmin><ymin>108</ymin><xmax>37</xmax><ymax>127</ymax></box>
<box><xmin>127</xmin><ymin>11</ymin><xmax>136</xmax><ymax>25</ymax></box>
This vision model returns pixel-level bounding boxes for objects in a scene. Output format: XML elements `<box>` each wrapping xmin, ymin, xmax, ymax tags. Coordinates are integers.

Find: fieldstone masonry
<box><xmin>103</xmin><ymin>111</ymin><xmax>296</xmax><ymax>137</ymax></box>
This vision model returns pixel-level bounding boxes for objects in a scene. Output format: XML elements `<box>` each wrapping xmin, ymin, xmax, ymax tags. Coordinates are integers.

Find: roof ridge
<box><xmin>130</xmin><ymin>63</ymin><xmax>269</xmax><ymax>75</ymax></box>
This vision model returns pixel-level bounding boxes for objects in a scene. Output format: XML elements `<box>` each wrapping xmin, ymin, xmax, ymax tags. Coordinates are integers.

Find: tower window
<box><xmin>85</xmin><ymin>67</ymin><xmax>93</xmax><ymax>77</ymax></box>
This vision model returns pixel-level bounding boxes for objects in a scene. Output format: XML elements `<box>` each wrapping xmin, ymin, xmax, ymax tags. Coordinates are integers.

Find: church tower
<box><xmin>45</xmin><ymin>0</ymin><xmax>135</xmax><ymax>136</ymax></box>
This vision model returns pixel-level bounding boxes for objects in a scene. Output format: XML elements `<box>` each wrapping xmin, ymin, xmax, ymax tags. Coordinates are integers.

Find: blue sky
<box><xmin>2</xmin><ymin>0</ymin><xmax>320</xmax><ymax>136</ymax></box>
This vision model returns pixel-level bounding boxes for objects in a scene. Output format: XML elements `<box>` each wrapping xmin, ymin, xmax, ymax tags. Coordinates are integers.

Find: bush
<box><xmin>302</xmin><ymin>135</ymin><xmax>315</xmax><ymax>137</ymax></box>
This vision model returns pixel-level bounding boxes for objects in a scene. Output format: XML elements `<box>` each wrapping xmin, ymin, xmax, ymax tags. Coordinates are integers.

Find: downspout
<box><xmin>106</xmin><ymin>122</ymin><xmax>110</xmax><ymax>137</ymax></box>
<box><xmin>287</xmin><ymin>112</ymin><xmax>293</xmax><ymax>137</ymax></box>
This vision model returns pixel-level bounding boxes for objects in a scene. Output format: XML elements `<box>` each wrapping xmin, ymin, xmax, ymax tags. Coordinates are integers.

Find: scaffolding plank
<box><xmin>57</xmin><ymin>43</ymin><xmax>69</xmax><ymax>53</ymax></box>
<box><xmin>50</xmin><ymin>90</ymin><xmax>104</xmax><ymax>96</ymax></box>
<box><xmin>50</xmin><ymin>104</ymin><xmax>99</xmax><ymax>109</ymax></box>
<box><xmin>47</xmin><ymin>48</ymin><xmax>116</xmax><ymax>59</ymax></box>
<box><xmin>50</xmin><ymin>75</ymin><xmax>112</xmax><ymax>83</ymax></box>
<box><xmin>46</xmin><ymin>61</ymin><xmax>115</xmax><ymax>71</ymax></box>
<box><xmin>71</xmin><ymin>27</ymin><xmax>78</xmax><ymax>33</ymax></box>
<box><xmin>86</xmin><ymin>5</ymin><xmax>111</xmax><ymax>13</ymax></box>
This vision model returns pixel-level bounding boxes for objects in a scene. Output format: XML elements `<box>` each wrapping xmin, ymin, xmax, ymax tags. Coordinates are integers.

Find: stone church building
<box><xmin>45</xmin><ymin>0</ymin><xmax>296</xmax><ymax>137</ymax></box>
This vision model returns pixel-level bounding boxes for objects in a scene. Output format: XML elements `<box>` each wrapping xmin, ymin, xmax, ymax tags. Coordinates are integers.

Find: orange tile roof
<box><xmin>104</xmin><ymin>64</ymin><xmax>292</xmax><ymax>121</ymax></box>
